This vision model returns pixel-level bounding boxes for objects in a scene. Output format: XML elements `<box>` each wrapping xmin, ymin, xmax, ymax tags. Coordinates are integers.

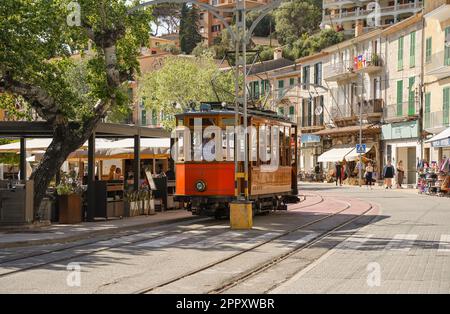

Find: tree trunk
<box><xmin>30</xmin><ymin>124</ymin><xmax>91</xmax><ymax>212</ymax></box>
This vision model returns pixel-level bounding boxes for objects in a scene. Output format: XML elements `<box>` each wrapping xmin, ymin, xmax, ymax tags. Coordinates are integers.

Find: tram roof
<box><xmin>176</xmin><ymin>102</ymin><xmax>296</xmax><ymax>125</ymax></box>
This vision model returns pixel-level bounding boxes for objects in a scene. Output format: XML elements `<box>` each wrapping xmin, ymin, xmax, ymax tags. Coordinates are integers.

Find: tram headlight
<box><xmin>195</xmin><ymin>180</ymin><xmax>206</xmax><ymax>192</ymax></box>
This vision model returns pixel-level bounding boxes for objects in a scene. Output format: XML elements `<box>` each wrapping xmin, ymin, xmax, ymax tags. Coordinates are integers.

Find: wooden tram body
<box><xmin>174</xmin><ymin>103</ymin><xmax>299</xmax><ymax>218</ymax></box>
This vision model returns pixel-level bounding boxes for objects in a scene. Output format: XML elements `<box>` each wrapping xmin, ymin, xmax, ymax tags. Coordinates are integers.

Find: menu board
<box><xmin>145</xmin><ymin>170</ymin><xmax>157</xmax><ymax>191</ymax></box>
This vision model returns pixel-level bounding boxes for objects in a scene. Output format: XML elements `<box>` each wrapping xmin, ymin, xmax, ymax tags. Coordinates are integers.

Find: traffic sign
<box><xmin>356</xmin><ymin>144</ymin><xmax>367</xmax><ymax>154</ymax></box>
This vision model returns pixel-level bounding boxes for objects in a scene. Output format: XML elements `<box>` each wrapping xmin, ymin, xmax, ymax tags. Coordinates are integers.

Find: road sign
<box><xmin>356</xmin><ymin>144</ymin><xmax>367</xmax><ymax>154</ymax></box>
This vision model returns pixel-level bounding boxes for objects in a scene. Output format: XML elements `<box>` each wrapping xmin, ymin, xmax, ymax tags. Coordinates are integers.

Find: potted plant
<box><xmin>370</xmin><ymin>53</ymin><xmax>380</xmax><ymax>66</ymax></box>
<box><xmin>56</xmin><ymin>172</ymin><xmax>83</xmax><ymax>224</ymax></box>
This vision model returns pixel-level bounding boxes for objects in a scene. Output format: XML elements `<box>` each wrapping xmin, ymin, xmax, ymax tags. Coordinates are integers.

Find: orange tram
<box><xmin>174</xmin><ymin>102</ymin><xmax>300</xmax><ymax>218</ymax></box>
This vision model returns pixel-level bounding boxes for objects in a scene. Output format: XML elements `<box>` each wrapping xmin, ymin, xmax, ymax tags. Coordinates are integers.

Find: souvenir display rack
<box><xmin>418</xmin><ymin>158</ymin><xmax>450</xmax><ymax>196</ymax></box>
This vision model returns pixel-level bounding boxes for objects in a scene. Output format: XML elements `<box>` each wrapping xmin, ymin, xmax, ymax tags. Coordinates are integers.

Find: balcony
<box><xmin>213</xmin><ymin>0</ymin><xmax>268</xmax><ymax>9</ymax></box>
<box><xmin>323</xmin><ymin>1</ymin><xmax>423</xmax><ymax>24</ymax></box>
<box><xmin>300</xmin><ymin>115</ymin><xmax>325</xmax><ymax>132</ymax></box>
<box><xmin>354</xmin><ymin>53</ymin><xmax>384</xmax><ymax>74</ymax></box>
<box><xmin>425</xmin><ymin>50</ymin><xmax>450</xmax><ymax>79</ymax></box>
<box><xmin>384</xmin><ymin>102</ymin><xmax>420</xmax><ymax>122</ymax></box>
<box><xmin>324</xmin><ymin>61</ymin><xmax>357</xmax><ymax>82</ymax></box>
<box><xmin>424</xmin><ymin>111</ymin><xmax>450</xmax><ymax>133</ymax></box>
<box><xmin>331</xmin><ymin>99</ymin><xmax>383</xmax><ymax>126</ymax></box>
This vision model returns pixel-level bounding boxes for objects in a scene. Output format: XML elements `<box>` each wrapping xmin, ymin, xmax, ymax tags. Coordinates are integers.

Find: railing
<box><xmin>300</xmin><ymin>115</ymin><xmax>324</xmax><ymax>128</ymax></box>
<box><xmin>324</xmin><ymin>61</ymin><xmax>355</xmax><ymax>79</ymax></box>
<box><xmin>323</xmin><ymin>1</ymin><xmax>423</xmax><ymax>21</ymax></box>
<box><xmin>425</xmin><ymin>50</ymin><xmax>450</xmax><ymax>75</ymax></box>
<box><xmin>331</xmin><ymin>99</ymin><xmax>383</xmax><ymax>120</ymax></box>
<box><xmin>384</xmin><ymin>102</ymin><xmax>420</xmax><ymax>120</ymax></box>
<box><xmin>354</xmin><ymin>53</ymin><xmax>384</xmax><ymax>71</ymax></box>
<box><xmin>424</xmin><ymin>111</ymin><xmax>450</xmax><ymax>130</ymax></box>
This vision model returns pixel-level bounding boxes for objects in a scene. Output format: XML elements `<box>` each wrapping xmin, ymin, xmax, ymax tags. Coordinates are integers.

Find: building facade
<box><xmin>322</xmin><ymin>0</ymin><xmax>423</xmax><ymax>38</ymax></box>
<box><xmin>315</xmin><ymin>29</ymin><xmax>385</xmax><ymax>178</ymax></box>
<box><xmin>381</xmin><ymin>14</ymin><xmax>423</xmax><ymax>186</ymax></box>
<box><xmin>422</xmin><ymin>0</ymin><xmax>450</xmax><ymax>162</ymax></box>
<box><xmin>198</xmin><ymin>0</ymin><xmax>270</xmax><ymax>46</ymax></box>
<box><xmin>296</xmin><ymin>52</ymin><xmax>329</xmax><ymax>174</ymax></box>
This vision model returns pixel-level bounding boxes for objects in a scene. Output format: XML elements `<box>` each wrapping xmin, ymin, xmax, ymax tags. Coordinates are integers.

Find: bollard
<box><xmin>230</xmin><ymin>201</ymin><xmax>253</xmax><ymax>230</ymax></box>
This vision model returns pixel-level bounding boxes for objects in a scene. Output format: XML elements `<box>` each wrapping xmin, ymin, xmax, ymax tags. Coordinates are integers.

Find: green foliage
<box><xmin>138</xmin><ymin>56</ymin><xmax>236</xmax><ymax>130</ymax></box>
<box><xmin>56</xmin><ymin>171</ymin><xmax>83</xmax><ymax>196</ymax></box>
<box><xmin>274</xmin><ymin>0</ymin><xmax>322</xmax><ymax>46</ymax></box>
<box><xmin>159</xmin><ymin>43</ymin><xmax>181</xmax><ymax>55</ymax></box>
<box><xmin>0</xmin><ymin>93</ymin><xmax>32</xmax><ymax>121</ymax></box>
<box><xmin>179</xmin><ymin>4</ymin><xmax>202</xmax><ymax>54</ymax></box>
<box><xmin>246</xmin><ymin>12</ymin><xmax>275</xmax><ymax>37</ymax></box>
<box><xmin>285</xmin><ymin>29</ymin><xmax>344</xmax><ymax>59</ymax></box>
<box><xmin>0</xmin><ymin>0</ymin><xmax>153</xmax><ymax>123</ymax></box>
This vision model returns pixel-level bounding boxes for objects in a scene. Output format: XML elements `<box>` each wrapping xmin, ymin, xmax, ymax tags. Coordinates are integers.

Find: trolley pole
<box><xmin>129</xmin><ymin>0</ymin><xmax>284</xmax><ymax>229</ymax></box>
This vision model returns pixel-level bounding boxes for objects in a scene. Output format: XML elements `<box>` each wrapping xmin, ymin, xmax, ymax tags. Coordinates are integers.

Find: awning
<box><xmin>318</xmin><ymin>147</ymin><xmax>354</xmax><ymax>163</ymax></box>
<box><xmin>314</xmin><ymin>124</ymin><xmax>381</xmax><ymax>136</ymax></box>
<box><xmin>0</xmin><ymin>138</ymin><xmax>171</xmax><ymax>156</ymax></box>
<box><xmin>425</xmin><ymin>127</ymin><xmax>450</xmax><ymax>147</ymax></box>
<box><xmin>345</xmin><ymin>145</ymin><xmax>373</xmax><ymax>161</ymax></box>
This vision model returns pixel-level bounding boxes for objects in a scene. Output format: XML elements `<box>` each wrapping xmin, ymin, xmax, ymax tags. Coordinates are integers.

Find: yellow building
<box><xmin>422</xmin><ymin>0</ymin><xmax>450</xmax><ymax>161</ymax></box>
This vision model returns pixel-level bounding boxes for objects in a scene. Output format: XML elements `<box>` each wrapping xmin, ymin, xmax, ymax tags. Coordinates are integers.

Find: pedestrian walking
<box><xmin>335</xmin><ymin>162</ymin><xmax>342</xmax><ymax>186</ymax></box>
<box><xmin>383</xmin><ymin>160</ymin><xmax>395</xmax><ymax>189</ymax></box>
<box><xmin>365</xmin><ymin>162</ymin><xmax>374</xmax><ymax>189</ymax></box>
<box><xmin>397</xmin><ymin>160</ymin><xmax>405</xmax><ymax>189</ymax></box>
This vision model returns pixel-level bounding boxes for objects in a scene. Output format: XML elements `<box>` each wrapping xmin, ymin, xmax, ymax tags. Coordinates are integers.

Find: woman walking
<box><xmin>397</xmin><ymin>160</ymin><xmax>405</xmax><ymax>189</ymax></box>
<box><xmin>383</xmin><ymin>160</ymin><xmax>395</xmax><ymax>189</ymax></box>
<box><xmin>365</xmin><ymin>162</ymin><xmax>374</xmax><ymax>189</ymax></box>
<box><xmin>335</xmin><ymin>162</ymin><xmax>342</xmax><ymax>186</ymax></box>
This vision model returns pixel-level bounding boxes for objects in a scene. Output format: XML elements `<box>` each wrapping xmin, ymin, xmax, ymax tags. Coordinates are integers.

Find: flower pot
<box><xmin>58</xmin><ymin>194</ymin><xmax>83</xmax><ymax>224</ymax></box>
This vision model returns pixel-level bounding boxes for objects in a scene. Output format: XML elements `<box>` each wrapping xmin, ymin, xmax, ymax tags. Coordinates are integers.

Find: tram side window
<box><xmin>259</xmin><ymin>125</ymin><xmax>271</xmax><ymax>165</ymax></box>
<box><xmin>250</xmin><ymin>124</ymin><xmax>258</xmax><ymax>166</ymax></box>
<box><xmin>279</xmin><ymin>127</ymin><xmax>285</xmax><ymax>166</ymax></box>
<box><xmin>285</xmin><ymin>126</ymin><xmax>291</xmax><ymax>166</ymax></box>
<box><xmin>222</xmin><ymin>118</ymin><xmax>235</xmax><ymax>161</ymax></box>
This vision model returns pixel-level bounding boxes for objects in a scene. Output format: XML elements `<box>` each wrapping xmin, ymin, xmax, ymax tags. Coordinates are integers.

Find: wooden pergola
<box><xmin>0</xmin><ymin>121</ymin><xmax>170</xmax><ymax>221</ymax></box>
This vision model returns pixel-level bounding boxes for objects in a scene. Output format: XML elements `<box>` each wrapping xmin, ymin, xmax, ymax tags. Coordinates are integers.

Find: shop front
<box><xmin>315</xmin><ymin>124</ymin><xmax>382</xmax><ymax>185</ymax></box>
<box><xmin>382</xmin><ymin>120</ymin><xmax>421</xmax><ymax>187</ymax></box>
<box><xmin>299</xmin><ymin>134</ymin><xmax>322</xmax><ymax>175</ymax></box>
<box><xmin>418</xmin><ymin>127</ymin><xmax>450</xmax><ymax>196</ymax></box>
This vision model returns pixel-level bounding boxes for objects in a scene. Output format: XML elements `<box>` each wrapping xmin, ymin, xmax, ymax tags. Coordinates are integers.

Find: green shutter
<box><xmin>289</xmin><ymin>106</ymin><xmax>295</xmax><ymax>115</ymax></box>
<box><xmin>408</xmin><ymin>77</ymin><xmax>415</xmax><ymax>115</ymax></box>
<box><xmin>290</xmin><ymin>78</ymin><xmax>295</xmax><ymax>87</ymax></box>
<box><xmin>425</xmin><ymin>93</ymin><xmax>431</xmax><ymax>129</ymax></box>
<box><xmin>444</xmin><ymin>87</ymin><xmax>450</xmax><ymax>126</ymax></box>
<box><xmin>445</xmin><ymin>27</ymin><xmax>450</xmax><ymax>66</ymax></box>
<box><xmin>255</xmin><ymin>81</ymin><xmax>260</xmax><ymax>98</ymax></box>
<box><xmin>397</xmin><ymin>80</ymin><xmax>403</xmax><ymax>116</ymax></box>
<box><xmin>278</xmin><ymin>80</ymin><xmax>284</xmax><ymax>98</ymax></box>
<box><xmin>410</xmin><ymin>32</ymin><xmax>416</xmax><ymax>68</ymax></box>
<box><xmin>426</xmin><ymin>37</ymin><xmax>432</xmax><ymax>63</ymax></box>
<box><xmin>398</xmin><ymin>36</ymin><xmax>404</xmax><ymax>71</ymax></box>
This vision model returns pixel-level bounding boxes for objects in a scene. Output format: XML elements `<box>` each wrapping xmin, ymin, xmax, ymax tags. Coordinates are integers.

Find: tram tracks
<box><xmin>0</xmin><ymin>217</ymin><xmax>218</xmax><ymax>278</ymax></box>
<box><xmin>0</xmin><ymin>193</ymin><xmax>330</xmax><ymax>285</ymax></box>
<box><xmin>0</xmin><ymin>193</ymin><xmax>323</xmax><ymax>275</ymax></box>
<box><xmin>210</xmin><ymin>201</ymin><xmax>376</xmax><ymax>294</ymax></box>
<box><xmin>135</xmin><ymin>195</ymin><xmax>371</xmax><ymax>294</ymax></box>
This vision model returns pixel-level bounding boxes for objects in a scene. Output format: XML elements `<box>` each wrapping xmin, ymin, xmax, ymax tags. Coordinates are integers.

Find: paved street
<box><xmin>0</xmin><ymin>183</ymin><xmax>449</xmax><ymax>294</ymax></box>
